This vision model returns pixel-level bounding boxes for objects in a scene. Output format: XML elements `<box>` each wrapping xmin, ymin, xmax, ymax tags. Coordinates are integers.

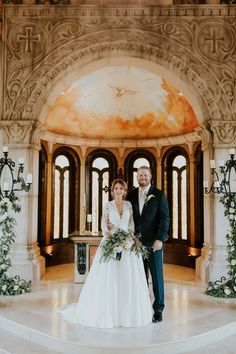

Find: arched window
<box><xmin>172</xmin><ymin>155</ymin><xmax>187</xmax><ymax>241</ymax></box>
<box><xmin>52</xmin><ymin>148</ymin><xmax>80</xmax><ymax>241</ymax></box>
<box><xmin>53</xmin><ymin>155</ymin><xmax>70</xmax><ymax>239</ymax></box>
<box><xmin>163</xmin><ymin>148</ymin><xmax>189</xmax><ymax>244</ymax></box>
<box><xmin>86</xmin><ymin>150</ymin><xmax>117</xmax><ymax>233</ymax></box>
<box><xmin>124</xmin><ymin>150</ymin><xmax>156</xmax><ymax>189</ymax></box>
<box><xmin>38</xmin><ymin>143</ymin><xmax>47</xmax><ymax>247</ymax></box>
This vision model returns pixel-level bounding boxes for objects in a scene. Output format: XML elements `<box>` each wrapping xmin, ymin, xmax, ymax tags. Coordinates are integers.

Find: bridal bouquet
<box><xmin>100</xmin><ymin>228</ymin><xmax>149</xmax><ymax>263</ymax></box>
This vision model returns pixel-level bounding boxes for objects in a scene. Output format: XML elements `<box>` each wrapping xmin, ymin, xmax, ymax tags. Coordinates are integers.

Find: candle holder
<box><xmin>203</xmin><ymin>151</ymin><xmax>236</xmax><ymax>196</ymax></box>
<box><xmin>0</xmin><ymin>147</ymin><xmax>32</xmax><ymax>202</ymax></box>
<box><xmin>86</xmin><ymin>214</ymin><xmax>92</xmax><ymax>233</ymax></box>
<box><xmin>203</xmin><ymin>149</ymin><xmax>236</xmax><ymax>298</ymax></box>
<box><xmin>0</xmin><ymin>146</ymin><xmax>32</xmax><ymax>296</ymax></box>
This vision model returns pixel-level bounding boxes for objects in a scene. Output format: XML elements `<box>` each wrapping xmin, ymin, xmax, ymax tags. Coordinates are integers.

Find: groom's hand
<box><xmin>152</xmin><ymin>240</ymin><xmax>163</xmax><ymax>252</ymax></box>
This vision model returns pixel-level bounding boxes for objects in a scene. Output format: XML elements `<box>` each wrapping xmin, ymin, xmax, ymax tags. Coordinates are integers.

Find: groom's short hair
<box><xmin>137</xmin><ymin>166</ymin><xmax>152</xmax><ymax>175</ymax></box>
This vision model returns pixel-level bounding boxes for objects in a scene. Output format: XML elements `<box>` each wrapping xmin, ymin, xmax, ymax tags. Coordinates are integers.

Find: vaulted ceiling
<box><xmin>45</xmin><ymin>66</ymin><xmax>199</xmax><ymax>140</ymax></box>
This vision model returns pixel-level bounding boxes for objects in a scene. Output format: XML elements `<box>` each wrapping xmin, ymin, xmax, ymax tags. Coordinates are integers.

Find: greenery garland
<box><xmin>100</xmin><ymin>228</ymin><xmax>149</xmax><ymax>263</ymax></box>
<box><xmin>0</xmin><ymin>197</ymin><xmax>32</xmax><ymax>295</ymax></box>
<box><xmin>205</xmin><ymin>193</ymin><xmax>236</xmax><ymax>298</ymax></box>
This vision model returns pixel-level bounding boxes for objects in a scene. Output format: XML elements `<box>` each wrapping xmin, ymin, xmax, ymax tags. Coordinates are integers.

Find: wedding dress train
<box><xmin>59</xmin><ymin>200</ymin><xmax>152</xmax><ymax>328</ymax></box>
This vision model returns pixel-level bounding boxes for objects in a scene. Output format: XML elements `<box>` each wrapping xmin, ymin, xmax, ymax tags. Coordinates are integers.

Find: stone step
<box><xmin>1</xmin><ymin>305</ymin><xmax>236</xmax><ymax>354</ymax></box>
<box><xmin>0</xmin><ymin>328</ymin><xmax>61</xmax><ymax>354</ymax></box>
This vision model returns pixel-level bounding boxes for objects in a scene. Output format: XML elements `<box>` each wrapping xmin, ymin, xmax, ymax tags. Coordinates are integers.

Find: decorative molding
<box><xmin>80</xmin><ymin>146</ymin><xmax>87</xmax><ymax>158</ymax></box>
<box><xmin>118</xmin><ymin>147</ymin><xmax>125</xmax><ymax>159</ymax></box>
<box><xmin>2</xmin><ymin>5</ymin><xmax>236</xmax><ymax>140</ymax></box>
<box><xmin>40</xmin><ymin>128</ymin><xmax>201</xmax><ymax>149</ymax></box>
<box><xmin>187</xmin><ymin>142</ymin><xmax>195</xmax><ymax>155</ymax></box>
<box><xmin>210</xmin><ymin>120</ymin><xmax>236</xmax><ymax>146</ymax></box>
<box><xmin>0</xmin><ymin>120</ymin><xmax>35</xmax><ymax>144</ymax></box>
<box><xmin>4</xmin><ymin>6</ymin><xmax>236</xmax><ymax>18</ymax></box>
<box><xmin>195</xmin><ymin>123</ymin><xmax>213</xmax><ymax>151</ymax></box>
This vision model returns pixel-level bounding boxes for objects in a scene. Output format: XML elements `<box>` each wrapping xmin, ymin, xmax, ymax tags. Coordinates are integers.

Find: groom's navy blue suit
<box><xmin>126</xmin><ymin>185</ymin><xmax>170</xmax><ymax>314</ymax></box>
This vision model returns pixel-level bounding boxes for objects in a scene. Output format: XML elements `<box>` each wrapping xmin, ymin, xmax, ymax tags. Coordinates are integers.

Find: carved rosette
<box><xmin>2</xmin><ymin>5</ymin><xmax>236</xmax><ymax>134</ymax></box>
<box><xmin>210</xmin><ymin>120</ymin><xmax>236</xmax><ymax>146</ymax></box>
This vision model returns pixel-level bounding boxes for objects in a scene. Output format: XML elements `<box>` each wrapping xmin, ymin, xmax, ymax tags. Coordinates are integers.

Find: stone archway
<box><xmin>3</xmin><ymin>5</ymin><xmax>234</xmax><ymax>132</ymax></box>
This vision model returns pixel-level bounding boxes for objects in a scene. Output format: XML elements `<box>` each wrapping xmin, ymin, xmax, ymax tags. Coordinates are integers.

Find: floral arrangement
<box><xmin>100</xmin><ymin>228</ymin><xmax>149</xmax><ymax>263</ymax></box>
<box><xmin>205</xmin><ymin>193</ymin><xmax>236</xmax><ymax>298</ymax></box>
<box><xmin>0</xmin><ymin>197</ymin><xmax>32</xmax><ymax>295</ymax></box>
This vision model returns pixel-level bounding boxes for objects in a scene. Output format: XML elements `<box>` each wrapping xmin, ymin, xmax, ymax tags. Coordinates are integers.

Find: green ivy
<box><xmin>0</xmin><ymin>197</ymin><xmax>32</xmax><ymax>295</ymax></box>
<box><xmin>205</xmin><ymin>194</ymin><xmax>236</xmax><ymax>298</ymax></box>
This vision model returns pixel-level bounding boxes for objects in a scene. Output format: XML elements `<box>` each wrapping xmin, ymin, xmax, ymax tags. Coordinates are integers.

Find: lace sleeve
<box><xmin>101</xmin><ymin>202</ymin><xmax>110</xmax><ymax>236</ymax></box>
<box><xmin>127</xmin><ymin>201</ymin><xmax>135</xmax><ymax>233</ymax></box>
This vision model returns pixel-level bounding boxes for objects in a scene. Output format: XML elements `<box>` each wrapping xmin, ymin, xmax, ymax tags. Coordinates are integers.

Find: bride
<box><xmin>60</xmin><ymin>179</ymin><xmax>152</xmax><ymax>328</ymax></box>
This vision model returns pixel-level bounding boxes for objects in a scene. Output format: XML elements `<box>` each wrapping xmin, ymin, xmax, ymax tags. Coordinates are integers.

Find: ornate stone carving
<box><xmin>210</xmin><ymin>120</ymin><xmax>236</xmax><ymax>146</ymax></box>
<box><xmin>195</xmin><ymin>123</ymin><xmax>212</xmax><ymax>150</ymax></box>
<box><xmin>2</xmin><ymin>5</ymin><xmax>236</xmax><ymax>132</ymax></box>
<box><xmin>195</xmin><ymin>20</ymin><xmax>235</xmax><ymax>64</ymax></box>
<box><xmin>1</xmin><ymin>120</ymin><xmax>35</xmax><ymax>144</ymax></box>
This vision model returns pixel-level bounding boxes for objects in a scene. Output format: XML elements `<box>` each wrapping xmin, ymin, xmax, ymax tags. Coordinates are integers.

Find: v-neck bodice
<box><xmin>101</xmin><ymin>200</ymin><xmax>134</xmax><ymax>235</ymax></box>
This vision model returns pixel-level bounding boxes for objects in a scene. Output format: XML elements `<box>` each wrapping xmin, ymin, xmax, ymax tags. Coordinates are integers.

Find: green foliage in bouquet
<box><xmin>100</xmin><ymin>228</ymin><xmax>149</xmax><ymax>263</ymax></box>
<box><xmin>0</xmin><ymin>197</ymin><xmax>32</xmax><ymax>295</ymax></box>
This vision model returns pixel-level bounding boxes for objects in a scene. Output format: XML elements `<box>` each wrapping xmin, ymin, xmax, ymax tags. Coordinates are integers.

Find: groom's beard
<box><xmin>138</xmin><ymin>180</ymin><xmax>149</xmax><ymax>187</ymax></box>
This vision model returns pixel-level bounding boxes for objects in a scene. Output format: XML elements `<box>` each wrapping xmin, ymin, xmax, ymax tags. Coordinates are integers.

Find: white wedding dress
<box><xmin>59</xmin><ymin>200</ymin><xmax>152</xmax><ymax>328</ymax></box>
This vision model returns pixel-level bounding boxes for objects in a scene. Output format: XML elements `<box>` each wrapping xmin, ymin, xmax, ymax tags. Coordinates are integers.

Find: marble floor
<box><xmin>0</xmin><ymin>263</ymin><xmax>236</xmax><ymax>354</ymax></box>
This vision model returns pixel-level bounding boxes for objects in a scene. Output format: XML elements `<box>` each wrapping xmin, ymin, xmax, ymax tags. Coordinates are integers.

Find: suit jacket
<box><xmin>126</xmin><ymin>185</ymin><xmax>170</xmax><ymax>246</ymax></box>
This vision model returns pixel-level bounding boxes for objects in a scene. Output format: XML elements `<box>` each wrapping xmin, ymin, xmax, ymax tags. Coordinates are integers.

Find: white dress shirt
<box><xmin>139</xmin><ymin>184</ymin><xmax>151</xmax><ymax>213</ymax></box>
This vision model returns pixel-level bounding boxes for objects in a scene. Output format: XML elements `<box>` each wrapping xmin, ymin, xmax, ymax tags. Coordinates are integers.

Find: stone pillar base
<box><xmin>8</xmin><ymin>243</ymin><xmax>45</xmax><ymax>281</ymax></box>
<box><xmin>196</xmin><ymin>244</ymin><xmax>228</xmax><ymax>284</ymax></box>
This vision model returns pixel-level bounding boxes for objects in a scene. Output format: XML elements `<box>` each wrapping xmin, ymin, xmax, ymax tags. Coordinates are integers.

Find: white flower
<box><xmin>114</xmin><ymin>246</ymin><xmax>123</xmax><ymax>253</ymax></box>
<box><xmin>145</xmin><ymin>194</ymin><xmax>155</xmax><ymax>204</ymax></box>
<box><xmin>231</xmin><ymin>259</ymin><xmax>236</xmax><ymax>266</ymax></box>
<box><xmin>2</xmin><ymin>285</ymin><xmax>7</xmax><ymax>291</ymax></box>
<box><xmin>14</xmin><ymin>285</ymin><xmax>19</xmax><ymax>291</ymax></box>
<box><xmin>224</xmin><ymin>288</ymin><xmax>231</xmax><ymax>296</ymax></box>
<box><xmin>21</xmin><ymin>289</ymin><xmax>25</xmax><ymax>294</ymax></box>
<box><xmin>231</xmin><ymin>202</ymin><xmax>235</xmax><ymax>208</ymax></box>
<box><xmin>233</xmin><ymin>286</ymin><xmax>236</xmax><ymax>292</ymax></box>
<box><xmin>229</xmin><ymin>207</ymin><xmax>235</xmax><ymax>214</ymax></box>
<box><xmin>124</xmin><ymin>238</ymin><xmax>134</xmax><ymax>250</ymax></box>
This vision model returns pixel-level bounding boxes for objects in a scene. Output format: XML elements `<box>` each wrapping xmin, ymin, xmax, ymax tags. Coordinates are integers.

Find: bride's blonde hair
<box><xmin>110</xmin><ymin>179</ymin><xmax>128</xmax><ymax>199</ymax></box>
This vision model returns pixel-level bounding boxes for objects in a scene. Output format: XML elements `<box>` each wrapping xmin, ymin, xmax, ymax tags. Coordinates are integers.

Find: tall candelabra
<box><xmin>0</xmin><ymin>146</ymin><xmax>32</xmax><ymax>201</ymax></box>
<box><xmin>203</xmin><ymin>148</ymin><xmax>236</xmax><ymax>298</ymax></box>
<box><xmin>203</xmin><ymin>148</ymin><xmax>236</xmax><ymax>196</ymax></box>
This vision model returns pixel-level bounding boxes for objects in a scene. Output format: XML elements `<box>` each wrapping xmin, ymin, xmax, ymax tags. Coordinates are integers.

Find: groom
<box><xmin>126</xmin><ymin>166</ymin><xmax>170</xmax><ymax>322</ymax></box>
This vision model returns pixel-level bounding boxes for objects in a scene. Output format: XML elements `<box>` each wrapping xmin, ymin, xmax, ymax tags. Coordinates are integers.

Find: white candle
<box><xmin>87</xmin><ymin>214</ymin><xmax>92</xmax><ymax>223</ymax></box>
<box><xmin>231</xmin><ymin>180</ymin><xmax>236</xmax><ymax>193</ymax></box>
<box><xmin>83</xmin><ymin>193</ymin><xmax>86</xmax><ymax>207</ymax></box>
<box><xmin>210</xmin><ymin>160</ymin><xmax>216</xmax><ymax>169</ymax></box>
<box><xmin>214</xmin><ymin>181</ymin><xmax>220</xmax><ymax>188</ymax></box>
<box><xmin>3</xmin><ymin>146</ymin><xmax>8</xmax><ymax>153</ymax></box>
<box><xmin>3</xmin><ymin>182</ymin><xmax>9</xmax><ymax>191</ymax></box>
<box><xmin>26</xmin><ymin>173</ymin><xmax>32</xmax><ymax>184</ymax></box>
<box><xmin>229</xmin><ymin>148</ymin><xmax>235</xmax><ymax>155</ymax></box>
<box><xmin>203</xmin><ymin>180</ymin><xmax>209</xmax><ymax>188</ymax></box>
<box><xmin>218</xmin><ymin>160</ymin><xmax>225</xmax><ymax>167</ymax></box>
<box><xmin>18</xmin><ymin>158</ymin><xmax>24</xmax><ymax>165</ymax></box>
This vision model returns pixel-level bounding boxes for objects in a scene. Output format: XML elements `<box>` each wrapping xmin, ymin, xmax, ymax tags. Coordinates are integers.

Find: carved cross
<box><xmin>18</xmin><ymin>27</ymin><xmax>40</xmax><ymax>53</ymax></box>
<box><xmin>204</xmin><ymin>29</ymin><xmax>224</xmax><ymax>54</ymax></box>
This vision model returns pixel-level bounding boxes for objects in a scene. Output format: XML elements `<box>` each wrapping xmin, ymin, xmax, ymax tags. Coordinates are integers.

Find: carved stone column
<box><xmin>196</xmin><ymin>121</ymin><xmax>235</xmax><ymax>283</ymax></box>
<box><xmin>1</xmin><ymin>120</ymin><xmax>45</xmax><ymax>281</ymax></box>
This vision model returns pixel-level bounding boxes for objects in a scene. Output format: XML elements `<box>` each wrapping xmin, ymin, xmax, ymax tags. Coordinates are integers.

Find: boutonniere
<box><xmin>144</xmin><ymin>194</ymin><xmax>155</xmax><ymax>205</ymax></box>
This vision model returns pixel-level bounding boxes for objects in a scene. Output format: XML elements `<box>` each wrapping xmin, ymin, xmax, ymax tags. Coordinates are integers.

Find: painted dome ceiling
<box><xmin>45</xmin><ymin>66</ymin><xmax>199</xmax><ymax>139</ymax></box>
